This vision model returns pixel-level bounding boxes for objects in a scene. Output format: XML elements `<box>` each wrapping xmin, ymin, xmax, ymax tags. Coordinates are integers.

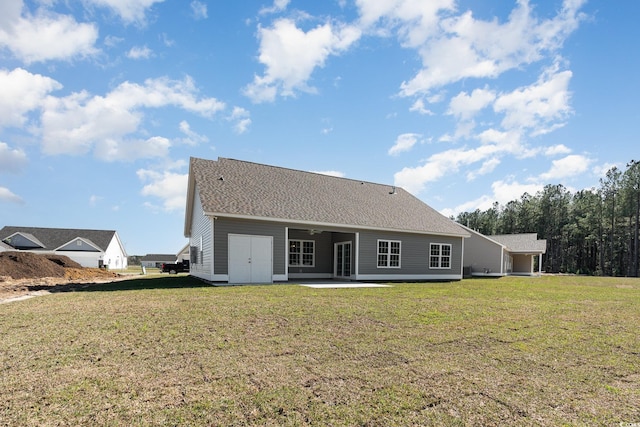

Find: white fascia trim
<box><xmin>206</xmin><ymin>212</ymin><xmax>470</xmax><ymax>238</ymax></box>
<box><xmin>355</xmin><ymin>274</ymin><xmax>462</xmax><ymax>281</ymax></box>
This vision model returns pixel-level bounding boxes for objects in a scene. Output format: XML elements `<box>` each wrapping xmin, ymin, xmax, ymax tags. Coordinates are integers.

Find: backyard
<box><xmin>1</xmin><ymin>275</ymin><xmax>638</xmax><ymax>426</ymax></box>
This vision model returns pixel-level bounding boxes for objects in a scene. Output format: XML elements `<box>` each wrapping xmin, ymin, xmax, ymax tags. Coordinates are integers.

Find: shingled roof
<box><xmin>490</xmin><ymin>234</ymin><xmax>547</xmax><ymax>253</ymax></box>
<box><xmin>0</xmin><ymin>226</ymin><xmax>118</xmax><ymax>252</ymax></box>
<box><xmin>185</xmin><ymin>157</ymin><xmax>468</xmax><ymax>237</ymax></box>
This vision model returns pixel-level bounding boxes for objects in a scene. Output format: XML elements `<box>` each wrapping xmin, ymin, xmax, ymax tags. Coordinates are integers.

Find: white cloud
<box><xmin>544</xmin><ymin>144</ymin><xmax>571</xmax><ymax>156</ymax></box>
<box><xmin>39</xmin><ymin>75</ymin><xmax>225</xmax><ymax>160</ymax></box>
<box><xmin>388</xmin><ymin>133</ymin><xmax>421</xmax><ymax>156</ymax></box>
<box><xmin>311</xmin><ymin>170</ymin><xmax>345</xmax><ymax>178</ymax></box>
<box><xmin>0</xmin><ymin>68</ymin><xmax>62</xmax><ymax>128</ymax></box>
<box><xmin>0</xmin><ymin>142</ymin><xmax>28</xmax><ymax>173</ymax></box>
<box><xmin>228</xmin><ymin>107</ymin><xmax>251</xmax><ymax>134</ymax></box>
<box><xmin>94</xmin><ymin>136</ymin><xmax>171</xmax><ymax>162</ymax></box>
<box><xmin>85</xmin><ymin>0</ymin><xmax>165</xmax><ymax>24</ymax></box>
<box><xmin>0</xmin><ymin>186</ymin><xmax>24</xmax><ymax>204</ymax></box>
<box><xmin>397</xmin><ymin>0</ymin><xmax>586</xmax><ymax>96</ymax></box>
<box><xmin>538</xmin><ymin>154</ymin><xmax>591</xmax><ymax>181</ymax></box>
<box><xmin>448</xmin><ymin>87</ymin><xmax>496</xmax><ymax>120</ymax></box>
<box><xmin>494</xmin><ymin>62</ymin><xmax>573</xmax><ymax>133</ymax></box>
<box><xmin>104</xmin><ymin>35</ymin><xmax>124</xmax><ymax>48</ymax></box>
<box><xmin>466</xmin><ymin>157</ymin><xmax>500</xmax><ymax>181</ymax></box>
<box><xmin>244</xmin><ymin>18</ymin><xmax>361</xmax><ymax>102</ymax></box>
<box><xmin>0</xmin><ymin>3</ymin><xmax>98</xmax><ymax>63</ymax></box>
<box><xmin>127</xmin><ymin>45</ymin><xmax>153</xmax><ymax>59</ymax></box>
<box><xmin>89</xmin><ymin>194</ymin><xmax>103</xmax><ymax>206</ymax></box>
<box><xmin>356</xmin><ymin>0</ymin><xmax>454</xmax><ymax>45</ymax></box>
<box><xmin>260</xmin><ymin>0</ymin><xmax>291</xmax><ymax>15</ymax></box>
<box><xmin>395</xmin><ymin>146</ymin><xmax>488</xmax><ymax>193</ymax></box>
<box><xmin>440</xmin><ymin>179</ymin><xmax>543</xmax><ymax>218</ymax></box>
<box><xmin>178</xmin><ymin>120</ymin><xmax>209</xmax><ymax>146</ymax></box>
<box><xmin>409</xmin><ymin>99</ymin><xmax>433</xmax><ymax>115</ymax></box>
<box><xmin>190</xmin><ymin>1</ymin><xmax>207</xmax><ymax>20</ymax></box>
<box><xmin>137</xmin><ymin>168</ymin><xmax>188</xmax><ymax>212</ymax></box>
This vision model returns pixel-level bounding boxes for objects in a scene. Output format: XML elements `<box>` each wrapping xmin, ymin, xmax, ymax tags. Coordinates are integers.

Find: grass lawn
<box><xmin>1</xmin><ymin>276</ymin><xmax>639</xmax><ymax>426</ymax></box>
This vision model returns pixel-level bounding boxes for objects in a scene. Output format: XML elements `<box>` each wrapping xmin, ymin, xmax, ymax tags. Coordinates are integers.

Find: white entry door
<box><xmin>228</xmin><ymin>234</ymin><xmax>273</xmax><ymax>284</ymax></box>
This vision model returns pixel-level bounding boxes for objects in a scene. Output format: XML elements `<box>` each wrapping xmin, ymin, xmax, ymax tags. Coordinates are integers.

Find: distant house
<box><xmin>0</xmin><ymin>240</ymin><xmax>12</xmax><ymax>252</ymax></box>
<box><xmin>140</xmin><ymin>254</ymin><xmax>177</xmax><ymax>268</ymax></box>
<box><xmin>184</xmin><ymin>157</ymin><xmax>469</xmax><ymax>284</ymax></box>
<box><xmin>0</xmin><ymin>226</ymin><xmax>128</xmax><ymax>269</ymax></box>
<box><xmin>176</xmin><ymin>243</ymin><xmax>190</xmax><ymax>264</ymax></box>
<box><xmin>461</xmin><ymin>225</ymin><xmax>546</xmax><ymax>276</ymax></box>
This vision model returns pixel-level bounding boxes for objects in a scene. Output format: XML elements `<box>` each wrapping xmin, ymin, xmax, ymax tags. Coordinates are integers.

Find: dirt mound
<box><xmin>46</xmin><ymin>255</ymin><xmax>83</xmax><ymax>269</ymax></box>
<box><xmin>0</xmin><ymin>252</ymin><xmax>122</xmax><ymax>302</ymax></box>
<box><xmin>0</xmin><ymin>252</ymin><xmax>67</xmax><ymax>279</ymax></box>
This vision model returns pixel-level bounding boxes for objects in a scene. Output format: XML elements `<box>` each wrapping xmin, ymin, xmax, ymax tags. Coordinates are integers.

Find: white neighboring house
<box><xmin>176</xmin><ymin>243</ymin><xmax>190</xmax><ymax>264</ymax></box>
<box><xmin>140</xmin><ymin>254</ymin><xmax>177</xmax><ymax>268</ymax></box>
<box><xmin>0</xmin><ymin>226</ymin><xmax>128</xmax><ymax>269</ymax></box>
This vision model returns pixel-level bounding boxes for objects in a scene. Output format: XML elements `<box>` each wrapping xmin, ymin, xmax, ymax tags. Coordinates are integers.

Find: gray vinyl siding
<box><xmin>288</xmin><ymin>229</ymin><xmax>333</xmax><ymax>274</ymax></box>
<box><xmin>213</xmin><ymin>217</ymin><xmax>286</xmax><ymax>275</ymax></box>
<box><xmin>358</xmin><ymin>231</ymin><xmax>463</xmax><ymax>276</ymax></box>
<box><xmin>189</xmin><ymin>186</ymin><xmax>213</xmax><ymax>279</ymax></box>
<box><xmin>58</xmin><ymin>239</ymin><xmax>100</xmax><ymax>252</ymax></box>
<box><xmin>463</xmin><ymin>231</ymin><xmax>503</xmax><ymax>275</ymax></box>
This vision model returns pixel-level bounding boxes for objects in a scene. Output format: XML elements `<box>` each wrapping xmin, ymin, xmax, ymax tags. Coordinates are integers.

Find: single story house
<box><xmin>176</xmin><ymin>243</ymin><xmax>190</xmax><ymax>264</ymax></box>
<box><xmin>184</xmin><ymin>157</ymin><xmax>470</xmax><ymax>284</ymax></box>
<box><xmin>0</xmin><ymin>226</ymin><xmax>128</xmax><ymax>269</ymax></box>
<box><xmin>140</xmin><ymin>254</ymin><xmax>177</xmax><ymax>268</ymax></box>
<box><xmin>461</xmin><ymin>225</ymin><xmax>546</xmax><ymax>276</ymax></box>
<box><xmin>0</xmin><ymin>240</ymin><xmax>13</xmax><ymax>252</ymax></box>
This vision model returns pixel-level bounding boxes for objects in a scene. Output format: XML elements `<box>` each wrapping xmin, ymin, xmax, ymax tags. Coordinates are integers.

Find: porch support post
<box><xmin>538</xmin><ymin>254</ymin><xmax>542</xmax><ymax>275</ymax></box>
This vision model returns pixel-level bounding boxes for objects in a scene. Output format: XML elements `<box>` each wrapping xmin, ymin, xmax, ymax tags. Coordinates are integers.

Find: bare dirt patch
<box><xmin>0</xmin><ymin>251</ymin><xmax>121</xmax><ymax>302</ymax></box>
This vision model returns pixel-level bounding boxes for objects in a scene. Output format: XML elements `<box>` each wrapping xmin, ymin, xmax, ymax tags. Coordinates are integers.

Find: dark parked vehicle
<box><xmin>161</xmin><ymin>260</ymin><xmax>189</xmax><ymax>274</ymax></box>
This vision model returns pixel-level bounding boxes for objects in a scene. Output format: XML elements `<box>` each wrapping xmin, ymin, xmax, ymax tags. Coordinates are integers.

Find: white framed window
<box><xmin>430</xmin><ymin>243</ymin><xmax>452</xmax><ymax>269</ymax></box>
<box><xmin>377</xmin><ymin>239</ymin><xmax>401</xmax><ymax>268</ymax></box>
<box><xmin>289</xmin><ymin>240</ymin><xmax>315</xmax><ymax>267</ymax></box>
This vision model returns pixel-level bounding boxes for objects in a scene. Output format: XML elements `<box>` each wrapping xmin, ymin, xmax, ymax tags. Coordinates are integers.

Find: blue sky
<box><xmin>1</xmin><ymin>0</ymin><xmax>638</xmax><ymax>256</ymax></box>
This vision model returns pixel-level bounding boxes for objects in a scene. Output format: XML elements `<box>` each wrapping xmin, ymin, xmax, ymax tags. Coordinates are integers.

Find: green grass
<box><xmin>1</xmin><ymin>276</ymin><xmax>639</xmax><ymax>426</ymax></box>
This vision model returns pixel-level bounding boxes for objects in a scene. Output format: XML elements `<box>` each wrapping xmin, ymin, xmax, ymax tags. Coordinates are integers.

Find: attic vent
<box><xmin>218</xmin><ymin>175</ymin><xmax>224</xmax><ymax>181</ymax></box>
<box><xmin>389</xmin><ymin>186</ymin><xmax>397</xmax><ymax>195</ymax></box>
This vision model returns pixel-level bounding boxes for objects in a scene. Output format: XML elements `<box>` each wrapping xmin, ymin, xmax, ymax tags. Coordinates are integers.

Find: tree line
<box><xmin>454</xmin><ymin>160</ymin><xmax>640</xmax><ymax>277</ymax></box>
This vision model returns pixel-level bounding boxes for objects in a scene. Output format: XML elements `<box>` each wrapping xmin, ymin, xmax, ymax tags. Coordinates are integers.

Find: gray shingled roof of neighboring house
<box><xmin>187</xmin><ymin>157</ymin><xmax>469</xmax><ymax>237</ymax></box>
<box><xmin>0</xmin><ymin>226</ymin><xmax>117</xmax><ymax>251</ymax></box>
<box><xmin>490</xmin><ymin>234</ymin><xmax>547</xmax><ymax>253</ymax></box>
<box><xmin>141</xmin><ymin>254</ymin><xmax>177</xmax><ymax>262</ymax></box>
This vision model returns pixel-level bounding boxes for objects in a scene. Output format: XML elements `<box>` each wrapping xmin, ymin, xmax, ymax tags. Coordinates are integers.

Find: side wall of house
<box><xmin>213</xmin><ymin>217</ymin><xmax>287</xmax><ymax>279</ymax></box>
<box><xmin>357</xmin><ymin>231</ymin><xmax>463</xmax><ymax>280</ymax></box>
<box><xmin>463</xmin><ymin>232</ymin><xmax>504</xmax><ymax>276</ymax></box>
<box><xmin>103</xmin><ymin>235</ymin><xmax>127</xmax><ymax>270</ymax></box>
<box><xmin>189</xmin><ymin>186</ymin><xmax>214</xmax><ymax>281</ymax></box>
